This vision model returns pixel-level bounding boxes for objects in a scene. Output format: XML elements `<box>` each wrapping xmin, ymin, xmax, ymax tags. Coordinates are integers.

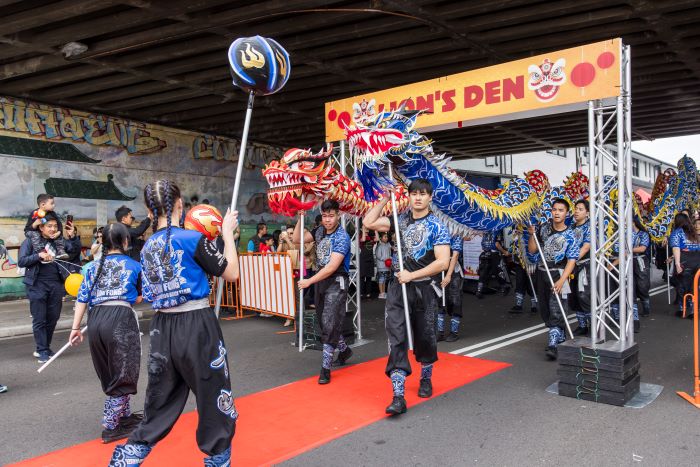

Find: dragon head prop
<box><xmin>262</xmin><ymin>144</ymin><xmax>336</xmax><ymax>217</ymax></box>
<box><xmin>346</xmin><ymin>109</ymin><xmax>432</xmax><ymax>201</ymax></box>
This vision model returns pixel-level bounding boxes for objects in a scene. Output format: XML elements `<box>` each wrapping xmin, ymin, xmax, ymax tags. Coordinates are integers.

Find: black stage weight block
<box><xmin>556</xmin><ymin>337</ymin><xmax>640</xmax><ymax>406</ymax></box>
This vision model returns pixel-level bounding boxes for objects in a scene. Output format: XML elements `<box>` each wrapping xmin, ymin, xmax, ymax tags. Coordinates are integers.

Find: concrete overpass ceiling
<box><xmin>1</xmin><ymin>0</ymin><xmax>699</xmax><ymax>155</ymax></box>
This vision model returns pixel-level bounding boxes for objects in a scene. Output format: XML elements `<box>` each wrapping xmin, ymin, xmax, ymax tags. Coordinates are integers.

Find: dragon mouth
<box><xmin>347</xmin><ymin>128</ymin><xmax>404</xmax><ymax>165</ymax></box>
<box><xmin>263</xmin><ymin>169</ymin><xmax>317</xmax><ymax>216</ymax></box>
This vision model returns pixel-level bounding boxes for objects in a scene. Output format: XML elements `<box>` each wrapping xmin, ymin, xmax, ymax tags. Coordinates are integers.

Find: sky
<box><xmin>631</xmin><ymin>134</ymin><xmax>700</xmax><ymax>166</ymax></box>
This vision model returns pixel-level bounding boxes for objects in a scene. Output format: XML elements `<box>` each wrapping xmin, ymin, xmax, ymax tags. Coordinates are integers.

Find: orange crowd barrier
<box><xmin>238</xmin><ymin>252</ymin><xmax>297</xmax><ymax>319</ymax></box>
<box><xmin>210</xmin><ymin>276</ymin><xmax>241</xmax><ymax>318</ymax></box>
<box><xmin>678</xmin><ymin>268</ymin><xmax>700</xmax><ymax>408</ymax></box>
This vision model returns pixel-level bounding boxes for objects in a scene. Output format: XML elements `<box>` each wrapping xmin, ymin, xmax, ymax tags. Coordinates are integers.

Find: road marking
<box><xmin>455</xmin><ymin>286</ymin><xmax>669</xmax><ymax>357</ymax></box>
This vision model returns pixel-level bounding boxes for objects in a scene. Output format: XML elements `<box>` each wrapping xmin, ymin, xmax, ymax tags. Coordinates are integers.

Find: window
<box><xmin>632</xmin><ymin>158</ymin><xmax>639</xmax><ymax>177</ymax></box>
<box><xmin>546</xmin><ymin>148</ymin><xmax>566</xmax><ymax>157</ymax></box>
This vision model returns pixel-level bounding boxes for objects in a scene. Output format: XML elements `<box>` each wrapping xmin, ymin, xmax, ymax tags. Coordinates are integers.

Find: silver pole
<box><xmin>298</xmin><ymin>209</ymin><xmax>305</xmax><ymax>352</ymax></box>
<box><xmin>616</xmin><ymin>86</ymin><xmax>629</xmax><ymax>344</ymax></box>
<box><xmin>596</xmin><ymin>103</ymin><xmax>606</xmax><ymax>342</ymax></box>
<box><xmin>214</xmin><ymin>91</ymin><xmax>255</xmax><ymax>318</ymax></box>
<box><xmin>666</xmin><ymin>243</ymin><xmax>671</xmax><ymax>305</ymax></box>
<box><xmin>623</xmin><ymin>44</ymin><xmax>634</xmax><ymax>343</ymax></box>
<box><xmin>588</xmin><ymin>101</ymin><xmax>598</xmax><ymax>343</ymax></box>
<box><xmin>526</xmin><ymin>268</ymin><xmax>538</xmax><ymax>306</ymax></box>
<box><xmin>388</xmin><ymin>164</ymin><xmax>413</xmax><ymax>350</ymax></box>
<box><xmin>441</xmin><ymin>271</ymin><xmax>446</xmax><ymax>307</ymax></box>
<box><xmin>531</xmin><ymin>231</ymin><xmax>574</xmax><ymax>339</ymax></box>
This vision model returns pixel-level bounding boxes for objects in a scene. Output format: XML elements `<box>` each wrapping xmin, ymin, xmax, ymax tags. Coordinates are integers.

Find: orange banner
<box><xmin>325</xmin><ymin>38</ymin><xmax>621</xmax><ymax>141</ymax></box>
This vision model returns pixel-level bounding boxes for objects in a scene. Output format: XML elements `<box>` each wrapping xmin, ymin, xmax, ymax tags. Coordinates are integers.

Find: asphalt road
<box><xmin>1</xmin><ymin>285</ymin><xmax>698</xmax><ymax>466</ymax></box>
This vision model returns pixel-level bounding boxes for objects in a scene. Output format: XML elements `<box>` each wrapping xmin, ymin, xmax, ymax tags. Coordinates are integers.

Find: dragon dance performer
<box><xmin>609</xmin><ymin>220</ymin><xmax>647</xmax><ymax>333</ymax></box>
<box><xmin>437</xmin><ymin>234</ymin><xmax>464</xmax><ymax>342</ymax></box>
<box><xmin>527</xmin><ymin>198</ymin><xmax>579</xmax><ymax>360</ymax></box>
<box><xmin>364</xmin><ymin>179</ymin><xmax>450</xmax><ymax>415</ymax></box>
<box><xmin>69</xmin><ymin>223</ymin><xmax>143</xmax><ymax>444</ymax></box>
<box><xmin>569</xmin><ymin>200</ymin><xmax>592</xmax><ymax>335</ymax></box>
<box><xmin>110</xmin><ymin>180</ymin><xmax>240</xmax><ymax>467</ymax></box>
<box><xmin>294</xmin><ymin>199</ymin><xmax>353</xmax><ymax>384</ymax></box>
<box><xmin>509</xmin><ymin>225</ymin><xmax>538</xmax><ymax>314</ymax></box>
<box><xmin>670</xmin><ymin>213</ymin><xmax>700</xmax><ymax>318</ymax></box>
<box><xmin>476</xmin><ymin>229</ymin><xmax>510</xmax><ymax>298</ymax></box>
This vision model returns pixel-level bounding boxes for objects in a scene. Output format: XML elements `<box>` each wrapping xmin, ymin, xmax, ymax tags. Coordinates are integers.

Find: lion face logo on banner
<box><xmin>528</xmin><ymin>58</ymin><xmax>566</xmax><ymax>103</ymax></box>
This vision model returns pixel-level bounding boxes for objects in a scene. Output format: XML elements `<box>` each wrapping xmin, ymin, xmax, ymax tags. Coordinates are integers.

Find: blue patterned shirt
<box><xmin>449</xmin><ymin>234</ymin><xmax>463</xmax><ymax>273</ymax></box>
<box><xmin>315</xmin><ymin>225</ymin><xmax>351</xmax><ymax>273</ymax></box>
<box><xmin>481</xmin><ymin>230</ymin><xmax>503</xmax><ymax>252</ymax></box>
<box><xmin>77</xmin><ymin>254</ymin><xmax>142</xmax><ymax>306</ymax></box>
<box><xmin>670</xmin><ymin>228</ymin><xmax>700</xmax><ymax>251</ymax></box>
<box><xmin>393</xmin><ymin>212</ymin><xmax>450</xmax><ymax>273</ymax></box>
<box><xmin>527</xmin><ymin>222</ymin><xmax>580</xmax><ymax>266</ymax></box>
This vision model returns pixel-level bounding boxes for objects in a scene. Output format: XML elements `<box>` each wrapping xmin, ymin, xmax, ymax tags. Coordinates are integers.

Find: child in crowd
<box><xmin>24</xmin><ymin>194</ymin><xmax>68</xmax><ymax>259</ymax></box>
<box><xmin>375</xmin><ymin>232</ymin><xmax>392</xmax><ymax>299</ymax></box>
<box><xmin>259</xmin><ymin>234</ymin><xmax>274</xmax><ymax>253</ymax></box>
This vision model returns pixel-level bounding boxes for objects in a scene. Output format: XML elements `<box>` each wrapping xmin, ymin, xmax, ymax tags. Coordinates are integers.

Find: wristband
<box><xmin>71</xmin><ymin>328</ymin><xmax>80</xmax><ymax>331</ymax></box>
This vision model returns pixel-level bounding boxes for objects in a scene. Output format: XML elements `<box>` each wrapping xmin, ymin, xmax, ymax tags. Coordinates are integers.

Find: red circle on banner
<box><xmin>337</xmin><ymin>111</ymin><xmax>351</xmax><ymax>129</ymax></box>
<box><xmin>597</xmin><ymin>52</ymin><xmax>615</xmax><ymax>69</ymax></box>
<box><xmin>570</xmin><ymin>62</ymin><xmax>596</xmax><ymax>87</ymax></box>
<box><xmin>328</xmin><ymin>109</ymin><xmax>337</xmax><ymax>121</ymax></box>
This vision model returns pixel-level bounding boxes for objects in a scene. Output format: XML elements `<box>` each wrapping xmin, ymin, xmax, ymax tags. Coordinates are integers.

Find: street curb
<box><xmin>0</xmin><ymin>308</ymin><xmax>156</xmax><ymax>339</ymax></box>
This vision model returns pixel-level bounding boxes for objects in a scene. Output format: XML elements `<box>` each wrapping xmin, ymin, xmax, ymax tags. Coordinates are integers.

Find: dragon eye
<box><xmin>377</xmin><ymin>121</ymin><xmax>387</xmax><ymax>129</ymax></box>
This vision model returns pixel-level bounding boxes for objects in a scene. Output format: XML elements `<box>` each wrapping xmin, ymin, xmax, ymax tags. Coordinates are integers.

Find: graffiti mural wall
<box><xmin>0</xmin><ymin>96</ymin><xmax>286</xmax><ymax>299</ymax></box>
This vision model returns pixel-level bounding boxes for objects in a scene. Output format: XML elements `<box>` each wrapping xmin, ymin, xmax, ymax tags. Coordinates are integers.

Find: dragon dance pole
<box><xmin>387</xmin><ymin>164</ymin><xmax>413</xmax><ymax>350</ymax></box>
<box><xmin>531</xmin><ymin>230</ymin><xmax>574</xmax><ymax>340</ymax></box>
<box><xmin>214</xmin><ymin>91</ymin><xmax>255</xmax><ymax>318</ymax></box>
<box><xmin>441</xmin><ymin>272</ymin><xmax>446</xmax><ymax>307</ymax></box>
<box><xmin>298</xmin><ymin>208</ymin><xmax>305</xmax><ymax>352</ymax></box>
<box><xmin>37</xmin><ymin>326</ymin><xmax>87</xmax><ymax>373</ymax></box>
<box><xmin>667</xmin><ymin>249</ymin><xmax>671</xmax><ymax>305</ymax></box>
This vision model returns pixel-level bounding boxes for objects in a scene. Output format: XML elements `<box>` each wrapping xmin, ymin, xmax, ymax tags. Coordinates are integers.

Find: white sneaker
<box><xmin>379</xmin><ymin>293</ymin><xmax>386</xmax><ymax>299</ymax></box>
<box><xmin>259</xmin><ymin>313</ymin><xmax>273</xmax><ymax>318</ymax></box>
<box><xmin>33</xmin><ymin>351</ymin><xmax>40</xmax><ymax>358</ymax></box>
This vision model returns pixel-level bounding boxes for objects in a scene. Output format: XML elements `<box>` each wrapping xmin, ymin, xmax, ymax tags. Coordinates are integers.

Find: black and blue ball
<box><xmin>228</xmin><ymin>36</ymin><xmax>290</xmax><ymax>96</ymax></box>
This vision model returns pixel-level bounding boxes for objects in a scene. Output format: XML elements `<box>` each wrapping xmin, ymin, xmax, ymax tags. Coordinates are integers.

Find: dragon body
<box><xmin>263</xmin><ymin>107</ymin><xmax>694</xmax><ymax>244</ymax></box>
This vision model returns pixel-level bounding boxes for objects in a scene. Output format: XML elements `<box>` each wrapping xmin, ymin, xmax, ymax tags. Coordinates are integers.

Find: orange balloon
<box><xmin>65</xmin><ymin>273</ymin><xmax>84</xmax><ymax>297</ymax></box>
<box><xmin>184</xmin><ymin>204</ymin><xmax>223</xmax><ymax>241</ymax></box>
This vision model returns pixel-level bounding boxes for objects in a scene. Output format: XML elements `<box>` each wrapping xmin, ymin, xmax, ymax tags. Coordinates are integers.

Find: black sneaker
<box><xmin>573</xmin><ymin>326</ymin><xmax>589</xmax><ymax>336</ymax></box>
<box><xmin>634</xmin><ymin>320</ymin><xmax>640</xmax><ymax>333</ymax></box>
<box><xmin>445</xmin><ymin>332</ymin><xmax>459</xmax><ymax>342</ymax></box>
<box><xmin>102</xmin><ymin>423</ymin><xmax>135</xmax><ymax>444</ymax></box>
<box><xmin>530</xmin><ymin>307</ymin><xmax>538</xmax><ymax>314</ymax></box>
<box><xmin>385</xmin><ymin>396</ymin><xmax>407</xmax><ymax>415</ymax></box>
<box><xmin>121</xmin><ymin>413</ymin><xmax>143</xmax><ymax>428</ymax></box>
<box><xmin>545</xmin><ymin>346</ymin><xmax>558</xmax><ymax>360</ymax></box>
<box><xmin>318</xmin><ymin>368</ymin><xmax>331</xmax><ymax>385</ymax></box>
<box><xmin>418</xmin><ymin>378</ymin><xmax>433</xmax><ymax>398</ymax></box>
<box><xmin>475</xmin><ymin>291</ymin><xmax>484</xmax><ymax>299</ymax></box>
<box><xmin>509</xmin><ymin>305</ymin><xmax>523</xmax><ymax>313</ymax></box>
<box><xmin>331</xmin><ymin>347</ymin><xmax>353</xmax><ymax>367</ymax></box>
<box><xmin>436</xmin><ymin>331</ymin><xmax>445</xmax><ymax>342</ymax></box>
<box><xmin>501</xmin><ymin>287</ymin><xmax>510</xmax><ymax>296</ymax></box>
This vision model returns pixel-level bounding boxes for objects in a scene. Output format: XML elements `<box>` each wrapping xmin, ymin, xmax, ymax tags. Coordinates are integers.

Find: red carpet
<box><xmin>11</xmin><ymin>352</ymin><xmax>509</xmax><ymax>467</ymax></box>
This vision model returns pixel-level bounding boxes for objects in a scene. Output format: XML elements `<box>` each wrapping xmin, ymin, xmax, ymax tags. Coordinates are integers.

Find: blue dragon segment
<box><xmin>346</xmin><ymin>109</ymin><xmax>540</xmax><ymax>234</ymax></box>
<box><xmin>669</xmin><ymin>155</ymin><xmax>699</xmax><ymax>215</ymax></box>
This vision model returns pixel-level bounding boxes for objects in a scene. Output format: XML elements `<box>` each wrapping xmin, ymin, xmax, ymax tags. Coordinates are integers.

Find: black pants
<box><xmin>536</xmin><ymin>268</ymin><xmax>566</xmax><ymax>329</ymax></box>
<box><xmin>444</xmin><ymin>273</ymin><xmax>463</xmax><ymax>318</ymax></box>
<box><xmin>314</xmin><ymin>275</ymin><xmax>348</xmax><ymax>347</ymax></box>
<box><xmin>88</xmin><ymin>305</ymin><xmax>141</xmax><ymax>397</ymax></box>
<box><xmin>514</xmin><ymin>263</ymin><xmax>535</xmax><ymax>297</ymax></box>
<box><xmin>478</xmin><ymin>252</ymin><xmax>507</xmax><ymax>288</ymax></box>
<box><xmin>128</xmin><ymin>307</ymin><xmax>236</xmax><ymax>456</ymax></box>
<box><xmin>633</xmin><ymin>256</ymin><xmax>651</xmax><ymax>302</ymax></box>
<box><xmin>360</xmin><ymin>275</ymin><xmax>373</xmax><ymax>297</ymax></box>
<box><xmin>568</xmin><ymin>262</ymin><xmax>591</xmax><ymax>314</ymax></box>
<box><xmin>27</xmin><ymin>280</ymin><xmax>64</xmax><ymax>353</ymax></box>
<box><xmin>680</xmin><ymin>251</ymin><xmax>700</xmax><ymax>304</ymax></box>
<box><xmin>385</xmin><ymin>279</ymin><xmax>438</xmax><ymax>377</ymax></box>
